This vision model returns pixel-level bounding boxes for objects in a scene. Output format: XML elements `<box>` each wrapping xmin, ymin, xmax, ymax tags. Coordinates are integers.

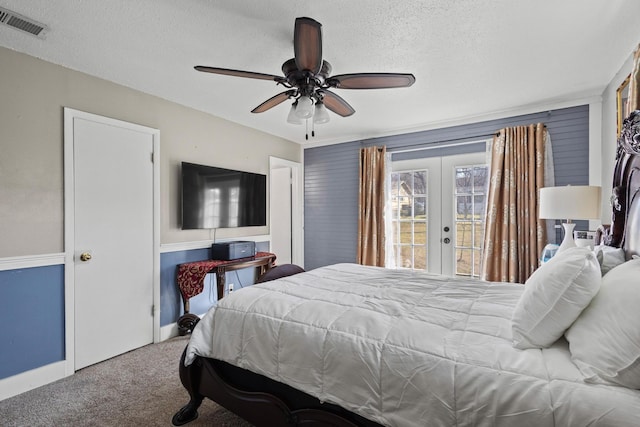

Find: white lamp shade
<box><xmin>313</xmin><ymin>102</ymin><xmax>330</xmax><ymax>124</ymax></box>
<box><xmin>295</xmin><ymin>96</ymin><xmax>314</xmax><ymax>119</ymax></box>
<box><xmin>287</xmin><ymin>102</ymin><xmax>303</xmax><ymax>124</ymax></box>
<box><xmin>539</xmin><ymin>185</ymin><xmax>601</xmax><ymax>221</ymax></box>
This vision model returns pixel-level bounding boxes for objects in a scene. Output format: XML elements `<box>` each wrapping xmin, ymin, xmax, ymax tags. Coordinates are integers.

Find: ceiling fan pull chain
<box><xmin>305</xmin><ymin>119</ymin><xmax>309</xmax><ymax>140</ymax></box>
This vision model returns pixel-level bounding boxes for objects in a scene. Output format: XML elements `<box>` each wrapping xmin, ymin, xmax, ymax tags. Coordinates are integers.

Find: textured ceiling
<box><xmin>1</xmin><ymin>0</ymin><xmax>640</xmax><ymax>145</ymax></box>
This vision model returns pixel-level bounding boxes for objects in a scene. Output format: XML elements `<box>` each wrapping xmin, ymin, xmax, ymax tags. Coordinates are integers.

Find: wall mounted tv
<box><xmin>181</xmin><ymin>162</ymin><xmax>267</xmax><ymax>229</ymax></box>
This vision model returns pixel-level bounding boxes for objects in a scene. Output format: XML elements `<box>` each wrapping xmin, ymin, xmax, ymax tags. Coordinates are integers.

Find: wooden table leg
<box><xmin>216</xmin><ymin>268</ymin><xmax>225</xmax><ymax>301</ymax></box>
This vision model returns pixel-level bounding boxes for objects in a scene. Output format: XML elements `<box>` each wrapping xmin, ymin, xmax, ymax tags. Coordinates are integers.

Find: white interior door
<box><xmin>391</xmin><ymin>152</ymin><xmax>487</xmax><ymax>276</ymax></box>
<box><xmin>269</xmin><ymin>157</ymin><xmax>303</xmax><ymax>267</ymax></box>
<box><xmin>70</xmin><ymin>112</ymin><xmax>156</xmax><ymax>369</ymax></box>
<box><xmin>270</xmin><ymin>167</ymin><xmax>292</xmax><ymax>264</ymax></box>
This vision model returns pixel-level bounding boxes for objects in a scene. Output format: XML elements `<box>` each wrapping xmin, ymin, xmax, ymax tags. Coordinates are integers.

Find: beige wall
<box><xmin>0</xmin><ymin>46</ymin><xmax>301</xmax><ymax>258</ymax></box>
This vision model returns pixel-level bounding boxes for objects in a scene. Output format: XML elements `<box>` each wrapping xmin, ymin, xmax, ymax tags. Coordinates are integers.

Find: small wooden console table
<box><xmin>176</xmin><ymin>251</ymin><xmax>276</xmax><ymax>313</ymax></box>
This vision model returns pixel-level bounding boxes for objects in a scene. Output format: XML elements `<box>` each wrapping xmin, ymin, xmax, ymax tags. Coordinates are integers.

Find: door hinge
<box><xmin>151</xmin><ymin>304</ymin><xmax>155</xmax><ymax>316</ymax></box>
<box><xmin>151</xmin><ymin>152</ymin><xmax>154</xmax><ymax>163</ymax></box>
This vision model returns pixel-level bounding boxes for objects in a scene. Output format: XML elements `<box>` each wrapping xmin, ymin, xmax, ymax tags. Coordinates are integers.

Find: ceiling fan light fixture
<box><xmin>313</xmin><ymin>101</ymin><xmax>330</xmax><ymax>124</ymax></box>
<box><xmin>287</xmin><ymin>102</ymin><xmax>303</xmax><ymax>124</ymax></box>
<box><xmin>195</xmin><ymin>17</ymin><xmax>416</xmax><ymax>136</ymax></box>
<box><xmin>295</xmin><ymin>95</ymin><xmax>314</xmax><ymax>119</ymax></box>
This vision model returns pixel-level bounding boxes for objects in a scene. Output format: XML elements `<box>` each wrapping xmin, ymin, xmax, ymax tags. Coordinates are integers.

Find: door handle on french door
<box><xmin>443</xmin><ymin>238</ymin><xmax>451</xmax><ymax>244</ymax></box>
<box><xmin>80</xmin><ymin>252</ymin><xmax>92</xmax><ymax>262</ymax></box>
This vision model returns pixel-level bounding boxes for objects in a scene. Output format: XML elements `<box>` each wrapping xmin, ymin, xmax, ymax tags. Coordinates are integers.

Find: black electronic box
<box><xmin>211</xmin><ymin>241</ymin><xmax>256</xmax><ymax>261</ymax></box>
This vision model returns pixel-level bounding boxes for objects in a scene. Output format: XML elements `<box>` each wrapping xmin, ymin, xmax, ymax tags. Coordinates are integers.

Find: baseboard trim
<box><xmin>1</xmin><ymin>326</ymin><xmax>187</xmax><ymax>401</ymax></box>
<box><xmin>0</xmin><ymin>360</ymin><xmax>67</xmax><ymax>401</ymax></box>
<box><xmin>160</xmin><ymin>323</ymin><xmax>179</xmax><ymax>341</ymax></box>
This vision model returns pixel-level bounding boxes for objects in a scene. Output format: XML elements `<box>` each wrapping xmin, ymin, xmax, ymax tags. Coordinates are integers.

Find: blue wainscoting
<box><xmin>160</xmin><ymin>248</ymin><xmax>209</xmax><ymax>327</ymax></box>
<box><xmin>0</xmin><ymin>265</ymin><xmax>65</xmax><ymax>379</ymax></box>
<box><xmin>160</xmin><ymin>241</ymin><xmax>271</xmax><ymax>326</ymax></box>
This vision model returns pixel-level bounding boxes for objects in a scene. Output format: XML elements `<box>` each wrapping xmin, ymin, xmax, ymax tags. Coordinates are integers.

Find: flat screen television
<box><xmin>181</xmin><ymin>162</ymin><xmax>267</xmax><ymax>229</ymax></box>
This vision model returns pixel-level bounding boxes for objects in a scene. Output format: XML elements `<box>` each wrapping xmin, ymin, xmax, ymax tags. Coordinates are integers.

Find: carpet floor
<box><xmin>0</xmin><ymin>336</ymin><xmax>253</xmax><ymax>426</ymax></box>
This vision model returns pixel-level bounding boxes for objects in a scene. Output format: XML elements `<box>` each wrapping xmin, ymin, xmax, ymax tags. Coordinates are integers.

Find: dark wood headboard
<box><xmin>604</xmin><ymin>109</ymin><xmax>640</xmax><ymax>259</ymax></box>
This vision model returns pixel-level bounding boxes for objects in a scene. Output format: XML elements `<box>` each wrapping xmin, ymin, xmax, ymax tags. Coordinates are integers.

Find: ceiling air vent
<box><xmin>0</xmin><ymin>6</ymin><xmax>48</xmax><ymax>38</ymax></box>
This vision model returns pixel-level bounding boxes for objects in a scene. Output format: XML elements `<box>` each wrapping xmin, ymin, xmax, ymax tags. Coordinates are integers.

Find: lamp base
<box><xmin>557</xmin><ymin>222</ymin><xmax>577</xmax><ymax>253</ymax></box>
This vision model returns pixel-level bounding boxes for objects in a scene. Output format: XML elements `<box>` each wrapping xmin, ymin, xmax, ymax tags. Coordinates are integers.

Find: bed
<box><xmin>172</xmin><ymin>110</ymin><xmax>640</xmax><ymax>427</ymax></box>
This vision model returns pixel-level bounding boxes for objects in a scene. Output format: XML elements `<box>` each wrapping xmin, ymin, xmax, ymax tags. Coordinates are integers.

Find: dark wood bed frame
<box><xmin>172</xmin><ymin>110</ymin><xmax>640</xmax><ymax>427</ymax></box>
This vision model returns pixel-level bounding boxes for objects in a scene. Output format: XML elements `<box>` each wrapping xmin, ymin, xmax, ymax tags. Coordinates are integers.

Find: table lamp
<box><xmin>539</xmin><ymin>185</ymin><xmax>601</xmax><ymax>253</ymax></box>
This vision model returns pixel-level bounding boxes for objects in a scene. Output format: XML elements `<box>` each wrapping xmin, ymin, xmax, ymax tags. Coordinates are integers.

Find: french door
<box><xmin>389</xmin><ymin>152</ymin><xmax>488</xmax><ymax>276</ymax></box>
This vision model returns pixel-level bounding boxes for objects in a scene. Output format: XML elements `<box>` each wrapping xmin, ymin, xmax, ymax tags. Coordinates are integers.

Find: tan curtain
<box><xmin>357</xmin><ymin>146</ymin><xmax>386</xmax><ymax>266</ymax></box>
<box><xmin>629</xmin><ymin>44</ymin><xmax>640</xmax><ymax>112</ymax></box>
<box><xmin>481</xmin><ymin>124</ymin><xmax>547</xmax><ymax>283</ymax></box>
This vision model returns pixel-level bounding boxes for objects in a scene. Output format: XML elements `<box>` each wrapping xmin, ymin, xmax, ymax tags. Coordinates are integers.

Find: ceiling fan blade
<box><xmin>320</xmin><ymin>90</ymin><xmax>355</xmax><ymax>117</ymax></box>
<box><xmin>195</xmin><ymin>66</ymin><xmax>284</xmax><ymax>82</ymax></box>
<box><xmin>251</xmin><ymin>90</ymin><xmax>295</xmax><ymax>113</ymax></box>
<box><xmin>327</xmin><ymin>73</ymin><xmax>416</xmax><ymax>89</ymax></box>
<box><xmin>294</xmin><ymin>17</ymin><xmax>322</xmax><ymax>74</ymax></box>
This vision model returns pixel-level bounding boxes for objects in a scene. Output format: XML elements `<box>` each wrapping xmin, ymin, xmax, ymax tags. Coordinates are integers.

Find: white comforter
<box><xmin>185</xmin><ymin>263</ymin><xmax>640</xmax><ymax>426</ymax></box>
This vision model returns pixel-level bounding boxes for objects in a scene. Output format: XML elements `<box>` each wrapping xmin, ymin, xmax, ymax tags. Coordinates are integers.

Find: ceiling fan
<box><xmin>195</xmin><ymin>17</ymin><xmax>416</xmax><ymax>137</ymax></box>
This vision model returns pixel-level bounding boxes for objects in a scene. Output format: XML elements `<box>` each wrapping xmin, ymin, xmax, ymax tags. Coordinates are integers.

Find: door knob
<box><xmin>443</xmin><ymin>238</ymin><xmax>451</xmax><ymax>244</ymax></box>
<box><xmin>80</xmin><ymin>252</ymin><xmax>92</xmax><ymax>262</ymax></box>
<box><xmin>443</xmin><ymin>226</ymin><xmax>450</xmax><ymax>232</ymax></box>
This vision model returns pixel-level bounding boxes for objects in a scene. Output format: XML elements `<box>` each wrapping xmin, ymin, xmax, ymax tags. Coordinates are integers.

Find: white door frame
<box><xmin>63</xmin><ymin>108</ymin><xmax>160</xmax><ymax>376</ymax></box>
<box><xmin>269</xmin><ymin>156</ymin><xmax>304</xmax><ymax>267</ymax></box>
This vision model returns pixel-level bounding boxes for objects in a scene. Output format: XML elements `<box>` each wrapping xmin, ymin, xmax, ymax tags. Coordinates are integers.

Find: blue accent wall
<box><xmin>0</xmin><ymin>265</ymin><xmax>65</xmax><ymax>379</ymax></box>
<box><xmin>304</xmin><ymin>105</ymin><xmax>590</xmax><ymax>270</ymax></box>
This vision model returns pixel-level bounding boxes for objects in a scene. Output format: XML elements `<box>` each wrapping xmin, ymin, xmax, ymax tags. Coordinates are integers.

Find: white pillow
<box><xmin>511</xmin><ymin>247</ymin><xmax>601</xmax><ymax>349</ymax></box>
<box><xmin>593</xmin><ymin>244</ymin><xmax>626</xmax><ymax>275</ymax></box>
<box><xmin>565</xmin><ymin>258</ymin><xmax>640</xmax><ymax>389</ymax></box>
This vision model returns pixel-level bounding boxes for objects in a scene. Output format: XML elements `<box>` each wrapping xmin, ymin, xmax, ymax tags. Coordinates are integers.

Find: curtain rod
<box><xmin>384</xmin><ymin>123</ymin><xmax>548</xmax><ymax>155</ymax></box>
<box><xmin>386</xmin><ymin>134</ymin><xmax>494</xmax><ymax>155</ymax></box>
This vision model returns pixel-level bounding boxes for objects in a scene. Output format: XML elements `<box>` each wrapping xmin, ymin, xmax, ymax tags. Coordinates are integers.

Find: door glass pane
<box><xmin>473</xmin><ymin>166</ymin><xmax>488</xmax><ymax>188</ymax></box>
<box><xmin>414</xmin><ymin>196</ymin><xmax>426</xmax><ymax>218</ymax></box>
<box><xmin>413</xmin><ymin>221</ymin><xmax>427</xmax><ymax>244</ymax></box>
<box><xmin>413</xmin><ymin>171</ymin><xmax>427</xmax><ymax>194</ymax></box>
<box><xmin>391</xmin><ymin>196</ymin><xmax>399</xmax><ymax>218</ymax></box>
<box><xmin>473</xmin><ymin>249</ymin><xmax>482</xmax><ymax>275</ymax></box>
<box><xmin>399</xmin><ymin>221</ymin><xmax>412</xmax><ymax>244</ymax></box>
<box><xmin>390</xmin><ymin>173</ymin><xmax>400</xmax><ymax>196</ymax></box>
<box><xmin>399</xmin><ymin>246</ymin><xmax>413</xmax><ymax>268</ymax></box>
<box><xmin>414</xmin><ymin>246</ymin><xmax>427</xmax><ymax>270</ymax></box>
<box><xmin>456</xmin><ymin>222</ymin><xmax>473</xmax><ymax>246</ymax></box>
<box><xmin>456</xmin><ymin>196</ymin><xmax>472</xmax><ymax>220</ymax></box>
<box><xmin>474</xmin><ymin>222</ymin><xmax>484</xmax><ymax>249</ymax></box>
<box><xmin>473</xmin><ymin>194</ymin><xmax>486</xmax><ymax>217</ymax></box>
<box><xmin>456</xmin><ymin>167</ymin><xmax>473</xmax><ymax>194</ymax></box>
<box><xmin>456</xmin><ymin>248</ymin><xmax>472</xmax><ymax>275</ymax></box>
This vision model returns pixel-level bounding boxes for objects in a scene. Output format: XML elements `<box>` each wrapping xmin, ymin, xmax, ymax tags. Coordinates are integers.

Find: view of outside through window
<box><xmin>390</xmin><ymin>163</ymin><xmax>488</xmax><ymax>277</ymax></box>
<box><xmin>390</xmin><ymin>171</ymin><xmax>428</xmax><ymax>269</ymax></box>
<box><xmin>454</xmin><ymin>165</ymin><xmax>488</xmax><ymax>277</ymax></box>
